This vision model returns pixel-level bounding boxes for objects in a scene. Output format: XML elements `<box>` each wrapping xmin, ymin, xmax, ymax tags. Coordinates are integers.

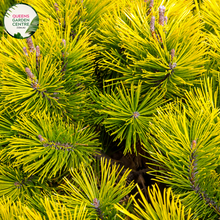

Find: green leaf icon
<box><xmin>14</xmin><ymin>32</ymin><xmax>24</xmax><ymax>39</ymax></box>
<box><xmin>25</xmin><ymin>15</ymin><xmax>39</xmax><ymax>34</ymax></box>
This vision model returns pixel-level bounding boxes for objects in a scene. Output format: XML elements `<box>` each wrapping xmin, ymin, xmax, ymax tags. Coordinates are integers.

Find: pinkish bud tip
<box><xmin>191</xmin><ymin>140</ymin><xmax>197</xmax><ymax>150</ymax></box>
<box><xmin>36</xmin><ymin>45</ymin><xmax>40</xmax><ymax>65</ymax></box>
<box><xmin>92</xmin><ymin>198</ymin><xmax>100</xmax><ymax>208</ymax></box>
<box><xmin>36</xmin><ymin>46</ymin><xmax>40</xmax><ymax>57</ymax></box>
<box><xmin>54</xmin><ymin>3</ymin><xmax>59</xmax><ymax>12</ymax></box>
<box><xmin>38</xmin><ymin>135</ymin><xmax>45</xmax><ymax>142</ymax></box>
<box><xmin>25</xmin><ymin>67</ymin><xmax>35</xmax><ymax>80</ymax></box>
<box><xmin>62</xmin><ymin>39</ymin><xmax>66</xmax><ymax>47</ymax></box>
<box><xmin>147</xmin><ymin>0</ymin><xmax>154</xmax><ymax>15</ymax></box>
<box><xmin>171</xmin><ymin>49</ymin><xmax>175</xmax><ymax>61</ymax></box>
<box><xmin>159</xmin><ymin>5</ymin><xmax>166</xmax><ymax>26</ymax></box>
<box><xmin>23</xmin><ymin>47</ymin><xmax>28</xmax><ymax>56</ymax></box>
<box><xmin>26</xmin><ymin>37</ymin><xmax>35</xmax><ymax>53</ymax></box>
<box><xmin>150</xmin><ymin>16</ymin><xmax>155</xmax><ymax>33</ymax></box>
<box><xmin>159</xmin><ymin>5</ymin><xmax>165</xmax><ymax>13</ymax></box>
<box><xmin>149</xmin><ymin>0</ymin><xmax>154</xmax><ymax>8</ymax></box>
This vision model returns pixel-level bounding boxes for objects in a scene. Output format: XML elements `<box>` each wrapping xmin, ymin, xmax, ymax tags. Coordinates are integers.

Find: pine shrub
<box><xmin>0</xmin><ymin>0</ymin><xmax>220</xmax><ymax>219</ymax></box>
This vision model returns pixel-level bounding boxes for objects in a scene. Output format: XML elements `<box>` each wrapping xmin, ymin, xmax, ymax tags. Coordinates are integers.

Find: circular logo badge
<box><xmin>4</xmin><ymin>3</ymin><xmax>39</xmax><ymax>39</ymax></box>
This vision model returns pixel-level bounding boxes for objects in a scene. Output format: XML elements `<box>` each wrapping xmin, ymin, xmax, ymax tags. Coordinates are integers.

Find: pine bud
<box><xmin>91</xmin><ymin>198</ymin><xmax>103</xmax><ymax>219</ymax></box>
<box><xmin>169</xmin><ymin>62</ymin><xmax>177</xmax><ymax>70</ymax></box>
<box><xmin>92</xmin><ymin>198</ymin><xmax>100</xmax><ymax>208</ymax></box>
<box><xmin>38</xmin><ymin>135</ymin><xmax>45</xmax><ymax>142</ymax></box>
<box><xmin>23</xmin><ymin>47</ymin><xmax>28</xmax><ymax>56</ymax></box>
<box><xmin>171</xmin><ymin>49</ymin><xmax>175</xmax><ymax>61</ymax></box>
<box><xmin>25</xmin><ymin>67</ymin><xmax>34</xmax><ymax>80</ymax></box>
<box><xmin>54</xmin><ymin>3</ymin><xmax>61</xmax><ymax>25</ymax></box>
<box><xmin>36</xmin><ymin>45</ymin><xmax>40</xmax><ymax>65</ymax></box>
<box><xmin>62</xmin><ymin>39</ymin><xmax>66</xmax><ymax>47</ymax></box>
<box><xmin>14</xmin><ymin>181</ymin><xmax>22</xmax><ymax>188</ymax></box>
<box><xmin>150</xmin><ymin>16</ymin><xmax>155</xmax><ymax>33</ymax></box>
<box><xmin>54</xmin><ymin>3</ymin><xmax>59</xmax><ymax>12</ymax></box>
<box><xmin>133</xmin><ymin>111</ymin><xmax>140</xmax><ymax>118</ymax></box>
<box><xmin>149</xmin><ymin>0</ymin><xmax>154</xmax><ymax>8</ymax></box>
<box><xmin>191</xmin><ymin>140</ymin><xmax>197</xmax><ymax>150</ymax></box>
<box><xmin>147</xmin><ymin>0</ymin><xmax>154</xmax><ymax>15</ymax></box>
<box><xmin>26</xmin><ymin>37</ymin><xmax>35</xmax><ymax>53</ymax></box>
<box><xmin>173</xmin><ymin>63</ymin><xmax>177</xmax><ymax>68</ymax></box>
<box><xmin>159</xmin><ymin>6</ymin><xmax>166</xmax><ymax>26</ymax></box>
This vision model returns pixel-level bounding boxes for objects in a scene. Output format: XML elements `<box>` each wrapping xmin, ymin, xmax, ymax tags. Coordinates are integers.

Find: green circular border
<box><xmin>3</xmin><ymin>3</ymin><xmax>39</xmax><ymax>39</ymax></box>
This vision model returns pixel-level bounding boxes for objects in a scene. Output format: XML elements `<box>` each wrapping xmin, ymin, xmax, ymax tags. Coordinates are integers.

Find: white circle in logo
<box><xmin>4</xmin><ymin>3</ymin><xmax>39</xmax><ymax>39</ymax></box>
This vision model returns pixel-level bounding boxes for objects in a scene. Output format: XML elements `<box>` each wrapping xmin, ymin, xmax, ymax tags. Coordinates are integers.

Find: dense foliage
<box><xmin>0</xmin><ymin>0</ymin><xmax>220</xmax><ymax>219</ymax></box>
